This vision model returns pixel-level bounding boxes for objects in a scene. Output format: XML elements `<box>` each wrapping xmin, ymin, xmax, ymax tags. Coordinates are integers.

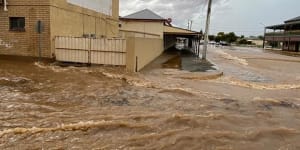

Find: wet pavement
<box><xmin>1</xmin><ymin>47</ymin><xmax>300</xmax><ymax>150</ymax></box>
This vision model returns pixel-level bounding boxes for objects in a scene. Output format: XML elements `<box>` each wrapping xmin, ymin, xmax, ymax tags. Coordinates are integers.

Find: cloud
<box><xmin>120</xmin><ymin>0</ymin><xmax>230</xmax><ymax>31</ymax></box>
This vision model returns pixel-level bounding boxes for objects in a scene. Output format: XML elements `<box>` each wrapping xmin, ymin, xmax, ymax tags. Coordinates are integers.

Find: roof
<box><xmin>121</xmin><ymin>9</ymin><xmax>166</xmax><ymax>21</ymax></box>
<box><xmin>266</xmin><ymin>24</ymin><xmax>285</xmax><ymax>30</ymax></box>
<box><xmin>285</xmin><ymin>16</ymin><xmax>300</xmax><ymax>23</ymax></box>
<box><xmin>164</xmin><ymin>25</ymin><xmax>198</xmax><ymax>34</ymax></box>
<box><xmin>266</xmin><ymin>16</ymin><xmax>300</xmax><ymax>29</ymax></box>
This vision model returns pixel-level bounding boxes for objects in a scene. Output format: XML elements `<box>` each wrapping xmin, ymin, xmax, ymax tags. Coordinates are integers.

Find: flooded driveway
<box><xmin>1</xmin><ymin>47</ymin><xmax>300</xmax><ymax>149</ymax></box>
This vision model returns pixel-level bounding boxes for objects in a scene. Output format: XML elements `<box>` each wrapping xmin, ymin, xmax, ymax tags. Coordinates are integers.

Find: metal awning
<box><xmin>266</xmin><ymin>21</ymin><xmax>300</xmax><ymax>30</ymax></box>
<box><xmin>163</xmin><ymin>25</ymin><xmax>201</xmax><ymax>37</ymax></box>
<box><xmin>266</xmin><ymin>24</ymin><xmax>285</xmax><ymax>30</ymax></box>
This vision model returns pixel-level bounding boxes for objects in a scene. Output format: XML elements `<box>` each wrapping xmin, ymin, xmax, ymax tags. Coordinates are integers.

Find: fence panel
<box><xmin>55</xmin><ymin>37</ymin><xmax>126</xmax><ymax>66</ymax></box>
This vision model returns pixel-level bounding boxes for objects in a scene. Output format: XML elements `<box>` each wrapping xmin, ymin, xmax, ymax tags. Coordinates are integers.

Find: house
<box><xmin>119</xmin><ymin>9</ymin><xmax>166</xmax><ymax>39</ymax></box>
<box><xmin>119</xmin><ymin>9</ymin><xmax>200</xmax><ymax>71</ymax></box>
<box><xmin>264</xmin><ymin>16</ymin><xmax>300</xmax><ymax>52</ymax></box>
<box><xmin>120</xmin><ymin>9</ymin><xmax>200</xmax><ymax>50</ymax></box>
<box><xmin>0</xmin><ymin>0</ymin><xmax>119</xmax><ymax>58</ymax></box>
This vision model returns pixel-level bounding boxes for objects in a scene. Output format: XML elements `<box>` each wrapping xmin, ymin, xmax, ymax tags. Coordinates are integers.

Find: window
<box><xmin>9</xmin><ymin>17</ymin><xmax>25</xmax><ymax>32</ymax></box>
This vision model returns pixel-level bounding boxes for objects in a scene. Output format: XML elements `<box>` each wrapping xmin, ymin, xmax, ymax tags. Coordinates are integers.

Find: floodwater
<box><xmin>1</xmin><ymin>46</ymin><xmax>300</xmax><ymax>150</ymax></box>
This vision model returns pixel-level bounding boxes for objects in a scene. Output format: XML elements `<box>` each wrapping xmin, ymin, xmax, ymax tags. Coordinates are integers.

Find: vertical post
<box><xmin>263</xmin><ymin>27</ymin><xmax>266</xmax><ymax>49</ymax></box>
<box><xmin>197</xmin><ymin>34</ymin><xmax>201</xmax><ymax>57</ymax></box>
<box><xmin>88</xmin><ymin>37</ymin><xmax>91</xmax><ymax>65</ymax></box>
<box><xmin>202</xmin><ymin>0</ymin><xmax>212</xmax><ymax>60</ymax></box>
<box><xmin>39</xmin><ymin>31</ymin><xmax>42</xmax><ymax>61</ymax></box>
<box><xmin>36</xmin><ymin>20</ymin><xmax>43</xmax><ymax>61</ymax></box>
<box><xmin>135</xmin><ymin>56</ymin><xmax>138</xmax><ymax>72</ymax></box>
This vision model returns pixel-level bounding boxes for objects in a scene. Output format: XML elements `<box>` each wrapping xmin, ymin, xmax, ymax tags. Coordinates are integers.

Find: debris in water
<box><xmin>253</xmin><ymin>97</ymin><xmax>299</xmax><ymax>109</ymax></box>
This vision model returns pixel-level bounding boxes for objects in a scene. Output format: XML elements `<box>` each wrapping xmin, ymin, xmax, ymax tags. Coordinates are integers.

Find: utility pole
<box><xmin>202</xmin><ymin>0</ymin><xmax>212</xmax><ymax>60</ymax></box>
<box><xmin>190</xmin><ymin>20</ymin><xmax>193</xmax><ymax>30</ymax></box>
<box><xmin>187</xmin><ymin>20</ymin><xmax>190</xmax><ymax>30</ymax></box>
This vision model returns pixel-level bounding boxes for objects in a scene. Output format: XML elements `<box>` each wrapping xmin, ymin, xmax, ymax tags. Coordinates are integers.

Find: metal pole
<box><xmin>263</xmin><ymin>27</ymin><xmax>266</xmax><ymax>49</ymax></box>
<box><xmin>190</xmin><ymin>20</ymin><xmax>193</xmax><ymax>30</ymax></box>
<box><xmin>202</xmin><ymin>0</ymin><xmax>212</xmax><ymax>60</ymax></box>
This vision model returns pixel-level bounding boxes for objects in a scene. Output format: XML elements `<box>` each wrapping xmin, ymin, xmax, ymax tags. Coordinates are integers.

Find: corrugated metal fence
<box><xmin>55</xmin><ymin>36</ymin><xmax>126</xmax><ymax>66</ymax></box>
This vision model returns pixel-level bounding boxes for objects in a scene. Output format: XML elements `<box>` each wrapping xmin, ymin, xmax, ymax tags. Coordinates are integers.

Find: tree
<box><xmin>215</xmin><ymin>36</ymin><xmax>221</xmax><ymax>42</ymax></box>
<box><xmin>225</xmin><ymin>32</ymin><xmax>238</xmax><ymax>43</ymax></box>
<box><xmin>240</xmin><ymin>35</ymin><xmax>245</xmax><ymax>39</ymax></box>
<box><xmin>216</xmin><ymin>32</ymin><xmax>226</xmax><ymax>41</ymax></box>
<box><xmin>258</xmin><ymin>35</ymin><xmax>264</xmax><ymax>40</ymax></box>
<box><xmin>217</xmin><ymin>32</ymin><xmax>225</xmax><ymax>37</ymax></box>
<box><xmin>213</xmin><ymin>32</ymin><xmax>238</xmax><ymax>43</ymax></box>
<box><xmin>208</xmin><ymin>35</ymin><xmax>215</xmax><ymax>41</ymax></box>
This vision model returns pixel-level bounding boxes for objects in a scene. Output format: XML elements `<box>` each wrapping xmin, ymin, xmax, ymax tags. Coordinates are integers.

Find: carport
<box><xmin>163</xmin><ymin>25</ymin><xmax>202</xmax><ymax>54</ymax></box>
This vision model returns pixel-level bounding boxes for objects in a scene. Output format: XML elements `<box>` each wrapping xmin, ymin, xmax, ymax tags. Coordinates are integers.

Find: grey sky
<box><xmin>120</xmin><ymin>0</ymin><xmax>300</xmax><ymax>36</ymax></box>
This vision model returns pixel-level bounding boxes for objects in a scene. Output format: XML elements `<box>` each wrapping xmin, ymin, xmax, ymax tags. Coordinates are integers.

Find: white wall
<box><xmin>67</xmin><ymin>0</ymin><xmax>112</xmax><ymax>16</ymax></box>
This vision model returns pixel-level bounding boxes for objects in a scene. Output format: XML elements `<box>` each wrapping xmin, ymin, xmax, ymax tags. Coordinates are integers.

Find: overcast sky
<box><xmin>120</xmin><ymin>0</ymin><xmax>300</xmax><ymax>36</ymax></box>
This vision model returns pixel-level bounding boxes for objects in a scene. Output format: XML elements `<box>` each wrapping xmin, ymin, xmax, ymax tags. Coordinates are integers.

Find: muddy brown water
<box><xmin>1</xmin><ymin>51</ymin><xmax>300</xmax><ymax>150</ymax></box>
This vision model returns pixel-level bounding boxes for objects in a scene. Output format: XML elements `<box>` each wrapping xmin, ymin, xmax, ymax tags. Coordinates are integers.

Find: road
<box><xmin>0</xmin><ymin>47</ymin><xmax>300</xmax><ymax>149</ymax></box>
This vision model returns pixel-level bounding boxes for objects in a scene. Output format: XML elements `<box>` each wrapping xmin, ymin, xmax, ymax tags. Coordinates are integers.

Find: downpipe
<box><xmin>4</xmin><ymin>0</ymin><xmax>8</xmax><ymax>11</ymax></box>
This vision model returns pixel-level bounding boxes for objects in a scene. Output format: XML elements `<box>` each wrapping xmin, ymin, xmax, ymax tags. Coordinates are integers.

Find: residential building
<box><xmin>264</xmin><ymin>16</ymin><xmax>300</xmax><ymax>52</ymax></box>
<box><xmin>119</xmin><ymin>9</ymin><xmax>200</xmax><ymax>71</ymax></box>
<box><xmin>0</xmin><ymin>0</ymin><xmax>119</xmax><ymax>58</ymax></box>
<box><xmin>120</xmin><ymin>9</ymin><xmax>199</xmax><ymax>49</ymax></box>
<box><xmin>119</xmin><ymin>9</ymin><xmax>166</xmax><ymax>39</ymax></box>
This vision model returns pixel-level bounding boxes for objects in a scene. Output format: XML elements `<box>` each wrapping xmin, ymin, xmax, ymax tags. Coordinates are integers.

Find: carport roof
<box><xmin>164</xmin><ymin>25</ymin><xmax>200</xmax><ymax>36</ymax></box>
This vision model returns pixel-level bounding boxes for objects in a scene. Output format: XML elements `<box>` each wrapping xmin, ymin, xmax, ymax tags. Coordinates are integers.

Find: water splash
<box><xmin>214</xmin><ymin>77</ymin><xmax>300</xmax><ymax>90</ymax></box>
<box><xmin>216</xmin><ymin>50</ymin><xmax>248</xmax><ymax>66</ymax></box>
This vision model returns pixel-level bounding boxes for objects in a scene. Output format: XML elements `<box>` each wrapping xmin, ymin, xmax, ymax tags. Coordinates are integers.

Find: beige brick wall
<box><xmin>0</xmin><ymin>0</ymin><xmax>51</xmax><ymax>57</ymax></box>
<box><xmin>0</xmin><ymin>0</ymin><xmax>119</xmax><ymax>58</ymax></box>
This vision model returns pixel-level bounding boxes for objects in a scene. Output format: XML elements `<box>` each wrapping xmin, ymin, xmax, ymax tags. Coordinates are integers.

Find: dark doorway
<box><xmin>296</xmin><ymin>42</ymin><xmax>299</xmax><ymax>52</ymax></box>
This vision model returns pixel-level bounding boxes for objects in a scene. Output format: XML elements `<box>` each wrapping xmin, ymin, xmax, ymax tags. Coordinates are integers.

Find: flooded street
<box><xmin>1</xmin><ymin>47</ymin><xmax>300</xmax><ymax>150</ymax></box>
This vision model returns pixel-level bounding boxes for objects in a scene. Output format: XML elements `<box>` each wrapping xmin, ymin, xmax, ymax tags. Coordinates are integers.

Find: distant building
<box><xmin>264</xmin><ymin>16</ymin><xmax>300</xmax><ymax>52</ymax></box>
<box><xmin>0</xmin><ymin>0</ymin><xmax>119</xmax><ymax>58</ymax></box>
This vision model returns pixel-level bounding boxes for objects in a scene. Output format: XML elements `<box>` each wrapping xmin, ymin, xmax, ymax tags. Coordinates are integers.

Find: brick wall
<box><xmin>0</xmin><ymin>0</ymin><xmax>51</xmax><ymax>57</ymax></box>
<box><xmin>0</xmin><ymin>0</ymin><xmax>119</xmax><ymax>58</ymax></box>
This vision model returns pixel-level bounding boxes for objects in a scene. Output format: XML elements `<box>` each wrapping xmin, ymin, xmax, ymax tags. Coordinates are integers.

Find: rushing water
<box><xmin>1</xmin><ymin>50</ymin><xmax>300</xmax><ymax>149</ymax></box>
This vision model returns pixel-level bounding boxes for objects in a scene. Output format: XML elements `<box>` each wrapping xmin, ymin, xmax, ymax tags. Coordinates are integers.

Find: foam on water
<box><xmin>0</xmin><ymin>120</ymin><xmax>151</xmax><ymax>138</ymax></box>
<box><xmin>214</xmin><ymin>77</ymin><xmax>300</xmax><ymax>90</ymax></box>
<box><xmin>217</xmin><ymin>50</ymin><xmax>248</xmax><ymax>66</ymax></box>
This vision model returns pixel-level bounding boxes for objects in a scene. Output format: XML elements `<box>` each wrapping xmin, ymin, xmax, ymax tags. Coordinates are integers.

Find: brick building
<box><xmin>0</xmin><ymin>0</ymin><xmax>119</xmax><ymax>58</ymax></box>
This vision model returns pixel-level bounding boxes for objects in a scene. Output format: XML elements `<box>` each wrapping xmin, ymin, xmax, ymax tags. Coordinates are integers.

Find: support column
<box><xmin>263</xmin><ymin>27</ymin><xmax>266</xmax><ymax>49</ymax></box>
